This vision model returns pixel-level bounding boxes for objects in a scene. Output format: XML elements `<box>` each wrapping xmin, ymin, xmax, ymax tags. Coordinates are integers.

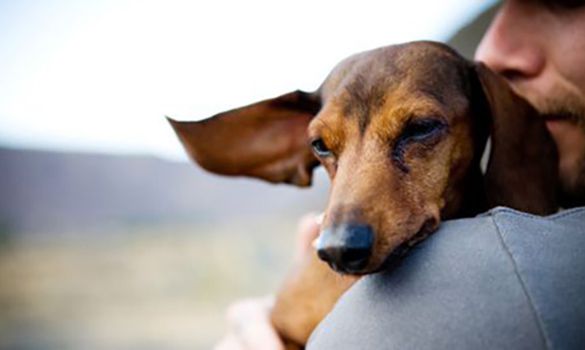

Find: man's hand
<box><xmin>214</xmin><ymin>295</ymin><xmax>285</xmax><ymax>350</ymax></box>
<box><xmin>214</xmin><ymin>213</ymin><xmax>322</xmax><ymax>350</ymax></box>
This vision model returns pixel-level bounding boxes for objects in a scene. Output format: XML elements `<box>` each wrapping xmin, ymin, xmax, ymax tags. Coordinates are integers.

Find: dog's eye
<box><xmin>392</xmin><ymin>118</ymin><xmax>447</xmax><ymax>172</ymax></box>
<box><xmin>400</xmin><ymin>118</ymin><xmax>446</xmax><ymax>142</ymax></box>
<box><xmin>311</xmin><ymin>138</ymin><xmax>332</xmax><ymax>157</ymax></box>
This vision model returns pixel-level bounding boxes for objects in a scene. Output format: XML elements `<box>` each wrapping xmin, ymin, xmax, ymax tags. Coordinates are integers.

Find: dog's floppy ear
<box><xmin>168</xmin><ymin>90</ymin><xmax>321</xmax><ymax>187</ymax></box>
<box><xmin>472</xmin><ymin>63</ymin><xmax>558</xmax><ymax>214</ymax></box>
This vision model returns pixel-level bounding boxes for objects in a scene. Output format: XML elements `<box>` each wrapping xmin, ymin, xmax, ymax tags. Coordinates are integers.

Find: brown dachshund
<box><xmin>168</xmin><ymin>41</ymin><xmax>558</xmax><ymax>349</ymax></box>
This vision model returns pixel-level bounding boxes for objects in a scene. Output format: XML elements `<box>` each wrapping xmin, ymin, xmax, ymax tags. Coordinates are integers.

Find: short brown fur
<box><xmin>168</xmin><ymin>41</ymin><xmax>558</xmax><ymax>349</ymax></box>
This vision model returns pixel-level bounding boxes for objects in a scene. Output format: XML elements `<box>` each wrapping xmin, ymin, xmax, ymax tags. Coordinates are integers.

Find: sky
<box><xmin>0</xmin><ymin>0</ymin><xmax>496</xmax><ymax>160</ymax></box>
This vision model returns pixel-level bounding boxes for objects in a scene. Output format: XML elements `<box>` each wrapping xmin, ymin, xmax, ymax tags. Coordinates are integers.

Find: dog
<box><xmin>168</xmin><ymin>41</ymin><xmax>558</xmax><ymax>349</ymax></box>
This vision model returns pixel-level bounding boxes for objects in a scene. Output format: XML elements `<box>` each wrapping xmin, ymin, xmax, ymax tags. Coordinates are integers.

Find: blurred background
<box><xmin>0</xmin><ymin>1</ymin><xmax>498</xmax><ymax>349</ymax></box>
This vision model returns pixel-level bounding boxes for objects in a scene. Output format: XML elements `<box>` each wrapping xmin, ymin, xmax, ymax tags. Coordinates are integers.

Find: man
<box><xmin>216</xmin><ymin>1</ymin><xmax>585</xmax><ymax>348</ymax></box>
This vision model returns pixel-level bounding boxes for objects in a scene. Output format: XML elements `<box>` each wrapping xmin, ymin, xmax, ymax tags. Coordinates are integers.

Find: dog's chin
<box><xmin>375</xmin><ymin>241</ymin><xmax>414</xmax><ymax>273</ymax></box>
<box><xmin>324</xmin><ymin>256</ymin><xmax>383</xmax><ymax>276</ymax></box>
<box><xmin>325</xmin><ymin>262</ymin><xmax>370</xmax><ymax>276</ymax></box>
<box><xmin>374</xmin><ymin>221</ymin><xmax>437</xmax><ymax>273</ymax></box>
<box><xmin>327</xmin><ymin>244</ymin><xmax>412</xmax><ymax>276</ymax></box>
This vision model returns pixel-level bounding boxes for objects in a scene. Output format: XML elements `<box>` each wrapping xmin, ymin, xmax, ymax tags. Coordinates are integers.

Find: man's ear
<box><xmin>472</xmin><ymin>63</ymin><xmax>558</xmax><ymax>215</ymax></box>
<box><xmin>167</xmin><ymin>90</ymin><xmax>321</xmax><ymax>187</ymax></box>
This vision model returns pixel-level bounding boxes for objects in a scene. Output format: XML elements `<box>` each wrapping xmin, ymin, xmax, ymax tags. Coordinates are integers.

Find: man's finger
<box><xmin>294</xmin><ymin>212</ymin><xmax>322</xmax><ymax>262</ymax></box>
<box><xmin>214</xmin><ymin>334</ymin><xmax>244</xmax><ymax>350</ymax></box>
<box><xmin>225</xmin><ymin>296</ymin><xmax>285</xmax><ymax>350</ymax></box>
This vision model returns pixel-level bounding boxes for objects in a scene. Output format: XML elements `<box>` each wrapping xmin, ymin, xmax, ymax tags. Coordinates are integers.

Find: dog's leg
<box><xmin>271</xmin><ymin>251</ymin><xmax>358</xmax><ymax>347</ymax></box>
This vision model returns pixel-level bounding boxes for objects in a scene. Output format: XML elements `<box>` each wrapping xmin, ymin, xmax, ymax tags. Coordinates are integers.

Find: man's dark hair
<box><xmin>537</xmin><ymin>0</ymin><xmax>585</xmax><ymax>9</ymax></box>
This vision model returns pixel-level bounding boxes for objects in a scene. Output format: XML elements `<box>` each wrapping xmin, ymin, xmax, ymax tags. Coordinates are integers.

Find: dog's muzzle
<box><xmin>315</xmin><ymin>223</ymin><xmax>374</xmax><ymax>274</ymax></box>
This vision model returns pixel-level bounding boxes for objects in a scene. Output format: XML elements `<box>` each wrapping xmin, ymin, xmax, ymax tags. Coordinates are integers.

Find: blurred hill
<box><xmin>0</xmin><ymin>146</ymin><xmax>328</xmax><ymax>235</ymax></box>
<box><xmin>448</xmin><ymin>2</ymin><xmax>498</xmax><ymax>59</ymax></box>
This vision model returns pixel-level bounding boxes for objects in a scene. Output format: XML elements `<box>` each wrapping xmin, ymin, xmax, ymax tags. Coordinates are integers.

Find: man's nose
<box><xmin>475</xmin><ymin>1</ymin><xmax>545</xmax><ymax>81</ymax></box>
<box><xmin>316</xmin><ymin>224</ymin><xmax>374</xmax><ymax>274</ymax></box>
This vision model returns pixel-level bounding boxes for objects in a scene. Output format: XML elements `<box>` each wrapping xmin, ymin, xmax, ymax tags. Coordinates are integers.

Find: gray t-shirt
<box><xmin>308</xmin><ymin>207</ymin><xmax>585</xmax><ymax>350</ymax></box>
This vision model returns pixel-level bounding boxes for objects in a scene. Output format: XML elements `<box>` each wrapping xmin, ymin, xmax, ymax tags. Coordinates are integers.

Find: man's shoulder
<box><xmin>444</xmin><ymin>205</ymin><xmax>585</xmax><ymax>238</ymax></box>
<box><xmin>307</xmin><ymin>207</ymin><xmax>585</xmax><ymax>350</ymax></box>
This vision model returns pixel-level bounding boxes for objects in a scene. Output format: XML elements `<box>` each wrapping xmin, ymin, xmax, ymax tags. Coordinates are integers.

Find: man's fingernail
<box><xmin>312</xmin><ymin>233</ymin><xmax>323</xmax><ymax>250</ymax></box>
<box><xmin>315</xmin><ymin>213</ymin><xmax>324</xmax><ymax>225</ymax></box>
<box><xmin>311</xmin><ymin>237</ymin><xmax>319</xmax><ymax>250</ymax></box>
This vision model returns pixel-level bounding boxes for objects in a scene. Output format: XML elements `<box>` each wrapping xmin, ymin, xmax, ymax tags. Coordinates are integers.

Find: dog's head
<box><xmin>169</xmin><ymin>41</ymin><xmax>557</xmax><ymax>275</ymax></box>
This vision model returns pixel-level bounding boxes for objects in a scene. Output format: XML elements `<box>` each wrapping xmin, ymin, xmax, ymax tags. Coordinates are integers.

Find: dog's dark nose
<box><xmin>316</xmin><ymin>224</ymin><xmax>374</xmax><ymax>273</ymax></box>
